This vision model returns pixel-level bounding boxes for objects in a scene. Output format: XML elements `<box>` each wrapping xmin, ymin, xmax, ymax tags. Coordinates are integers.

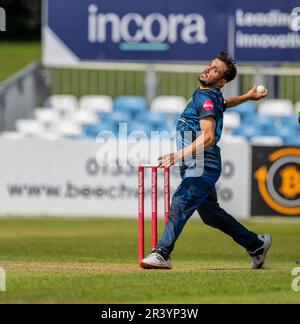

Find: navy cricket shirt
<box><xmin>178</xmin><ymin>85</ymin><xmax>227</xmax><ymax>172</ymax></box>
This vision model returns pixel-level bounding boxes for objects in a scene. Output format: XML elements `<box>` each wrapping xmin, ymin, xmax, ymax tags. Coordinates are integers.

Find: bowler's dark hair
<box><xmin>218</xmin><ymin>52</ymin><xmax>237</xmax><ymax>83</ymax></box>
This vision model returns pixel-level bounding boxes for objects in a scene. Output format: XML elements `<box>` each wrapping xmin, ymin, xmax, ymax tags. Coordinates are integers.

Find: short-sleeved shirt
<box><xmin>177</xmin><ymin>86</ymin><xmax>226</xmax><ymax>172</ymax></box>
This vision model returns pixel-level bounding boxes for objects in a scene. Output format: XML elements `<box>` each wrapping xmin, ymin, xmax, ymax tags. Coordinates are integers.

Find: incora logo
<box><xmin>88</xmin><ymin>4</ymin><xmax>208</xmax><ymax>45</ymax></box>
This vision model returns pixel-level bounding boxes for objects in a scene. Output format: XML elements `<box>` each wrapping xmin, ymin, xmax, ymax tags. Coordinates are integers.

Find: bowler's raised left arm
<box><xmin>225</xmin><ymin>85</ymin><xmax>268</xmax><ymax>109</ymax></box>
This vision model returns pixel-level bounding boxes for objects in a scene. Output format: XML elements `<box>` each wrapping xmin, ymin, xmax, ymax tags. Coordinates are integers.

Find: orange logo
<box><xmin>279</xmin><ymin>166</ymin><xmax>300</xmax><ymax>199</ymax></box>
<box><xmin>254</xmin><ymin>148</ymin><xmax>300</xmax><ymax>215</ymax></box>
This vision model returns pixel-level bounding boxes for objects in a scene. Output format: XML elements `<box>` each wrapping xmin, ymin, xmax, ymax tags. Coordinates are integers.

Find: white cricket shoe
<box><xmin>141</xmin><ymin>252</ymin><xmax>172</xmax><ymax>269</ymax></box>
<box><xmin>251</xmin><ymin>234</ymin><xmax>272</xmax><ymax>269</ymax></box>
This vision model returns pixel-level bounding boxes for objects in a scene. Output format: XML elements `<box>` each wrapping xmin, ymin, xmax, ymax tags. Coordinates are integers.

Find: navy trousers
<box><xmin>156</xmin><ymin>169</ymin><xmax>260</xmax><ymax>256</ymax></box>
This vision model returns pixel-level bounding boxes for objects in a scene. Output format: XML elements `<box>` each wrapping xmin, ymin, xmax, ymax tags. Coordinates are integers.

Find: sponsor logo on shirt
<box><xmin>203</xmin><ymin>100</ymin><xmax>214</xmax><ymax>111</ymax></box>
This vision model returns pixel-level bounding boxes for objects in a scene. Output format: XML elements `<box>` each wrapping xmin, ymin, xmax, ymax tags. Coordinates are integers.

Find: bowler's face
<box><xmin>198</xmin><ymin>58</ymin><xmax>227</xmax><ymax>86</ymax></box>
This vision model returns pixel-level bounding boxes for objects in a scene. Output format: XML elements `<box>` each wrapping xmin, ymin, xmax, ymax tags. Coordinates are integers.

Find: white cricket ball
<box><xmin>257</xmin><ymin>85</ymin><xmax>267</xmax><ymax>94</ymax></box>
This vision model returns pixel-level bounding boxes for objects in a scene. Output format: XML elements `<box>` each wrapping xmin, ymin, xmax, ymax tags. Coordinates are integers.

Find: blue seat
<box><xmin>128</xmin><ymin>122</ymin><xmax>152</xmax><ymax>137</ymax></box>
<box><xmin>114</xmin><ymin>96</ymin><xmax>148</xmax><ymax>117</ymax></box>
<box><xmin>163</xmin><ymin>114</ymin><xmax>181</xmax><ymax>132</ymax></box>
<box><xmin>281</xmin><ymin>130</ymin><xmax>300</xmax><ymax>145</ymax></box>
<box><xmin>232</xmin><ymin>125</ymin><xmax>262</xmax><ymax>140</ymax></box>
<box><xmin>283</xmin><ymin>136</ymin><xmax>300</xmax><ymax>146</ymax></box>
<box><xmin>279</xmin><ymin>116</ymin><xmax>299</xmax><ymax>133</ymax></box>
<box><xmin>102</xmin><ymin>111</ymin><xmax>131</xmax><ymax>123</ymax></box>
<box><xmin>172</xmin><ymin>114</ymin><xmax>181</xmax><ymax>126</ymax></box>
<box><xmin>84</xmin><ymin>122</ymin><xmax>116</xmax><ymax>138</ymax></box>
<box><xmin>230</xmin><ymin>102</ymin><xmax>256</xmax><ymax>120</ymax></box>
<box><xmin>136</xmin><ymin>112</ymin><xmax>168</xmax><ymax>131</ymax></box>
<box><xmin>272</xmin><ymin>127</ymin><xmax>298</xmax><ymax>144</ymax></box>
<box><xmin>280</xmin><ymin>116</ymin><xmax>298</xmax><ymax>125</ymax></box>
<box><xmin>243</xmin><ymin>115</ymin><xmax>276</xmax><ymax>136</ymax></box>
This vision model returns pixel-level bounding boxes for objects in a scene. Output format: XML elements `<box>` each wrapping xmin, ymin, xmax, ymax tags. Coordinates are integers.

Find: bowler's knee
<box><xmin>198</xmin><ymin>210</ymin><xmax>211</xmax><ymax>225</ymax></box>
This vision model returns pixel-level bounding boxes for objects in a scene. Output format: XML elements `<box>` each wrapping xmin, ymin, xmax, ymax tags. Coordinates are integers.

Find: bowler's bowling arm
<box><xmin>178</xmin><ymin>117</ymin><xmax>216</xmax><ymax>159</ymax></box>
<box><xmin>158</xmin><ymin>117</ymin><xmax>216</xmax><ymax>167</ymax></box>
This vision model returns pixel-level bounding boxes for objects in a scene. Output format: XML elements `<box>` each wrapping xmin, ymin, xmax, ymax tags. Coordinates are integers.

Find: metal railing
<box><xmin>1</xmin><ymin>62</ymin><xmax>300</xmax><ymax>131</ymax></box>
<box><xmin>0</xmin><ymin>63</ymin><xmax>50</xmax><ymax>131</ymax></box>
<box><xmin>47</xmin><ymin>62</ymin><xmax>300</xmax><ymax>103</ymax></box>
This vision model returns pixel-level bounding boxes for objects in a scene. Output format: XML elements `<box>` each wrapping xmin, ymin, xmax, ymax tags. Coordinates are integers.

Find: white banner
<box><xmin>0</xmin><ymin>138</ymin><xmax>251</xmax><ymax>219</ymax></box>
<box><xmin>218</xmin><ymin>138</ymin><xmax>251</xmax><ymax>219</ymax></box>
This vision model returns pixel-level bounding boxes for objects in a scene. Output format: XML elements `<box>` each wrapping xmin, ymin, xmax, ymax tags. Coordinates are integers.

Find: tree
<box><xmin>0</xmin><ymin>0</ymin><xmax>41</xmax><ymax>40</ymax></box>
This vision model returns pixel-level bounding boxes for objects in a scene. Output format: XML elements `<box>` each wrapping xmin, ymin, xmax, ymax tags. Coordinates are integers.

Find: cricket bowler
<box><xmin>141</xmin><ymin>52</ymin><xmax>272</xmax><ymax>270</ymax></box>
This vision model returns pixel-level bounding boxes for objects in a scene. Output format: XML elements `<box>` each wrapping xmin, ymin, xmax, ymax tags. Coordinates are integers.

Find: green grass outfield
<box><xmin>0</xmin><ymin>42</ymin><xmax>41</xmax><ymax>82</ymax></box>
<box><xmin>0</xmin><ymin>217</ymin><xmax>300</xmax><ymax>304</ymax></box>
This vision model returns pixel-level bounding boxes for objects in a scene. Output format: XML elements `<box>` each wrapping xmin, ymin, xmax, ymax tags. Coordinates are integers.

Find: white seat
<box><xmin>69</xmin><ymin>110</ymin><xmax>99</xmax><ymax>125</ymax></box>
<box><xmin>0</xmin><ymin>131</ymin><xmax>26</xmax><ymax>139</ymax></box>
<box><xmin>15</xmin><ymin>119</ymin><xmax>45</xmax><ymax>137</ymax></box>
<box><xmin>258</xmin><ymin>99</ymin><xmax>294</xmax><ymax>117</ymax></box>
<box><xmin>151</xmin><ymin>96</ymin><xmax>187</xmax><ymax>114</ymax></box>
<box><xmin>51</xmin><ymin>121</ymin><xmax>82</xmax><ymax>137</ymax></box>
<box><xmin>79</xmin><ymin>95</ymin><xmax>113</xmax><ymax>114</ymax></box>
<box><xmin>37</xmin><ymin>132</ymin><xmax>63</xmax><ymax>140</ymax></box>
<box><xmin>44</xmin><ymin>95</ymin><xmax>78</xmax><ymax>116</ymax></box>
<box><xmin>223</xmin><ymin>112</ymin><xmax>241</xmax><ymax>132</ymax></box>
<box><xmin>34</xmin><ymin>108</ymin><xmax>60</xmax><ymax>128</ymax></box>
<box><xmin>250</xmin><ymin>136</ymin><xmax>283</xmax><ymax>146</ymax></box>
<box><xmin>219</xmin><ymin>134</ymin><xmax>248</xmax><ymax>145</ymax></box>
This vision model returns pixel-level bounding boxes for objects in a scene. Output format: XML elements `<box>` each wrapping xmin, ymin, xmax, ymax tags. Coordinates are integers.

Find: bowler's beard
<box><xmin>199</xmin><ymin>80</ymin><xmax>208</xmax><ymax>86</ymax></box>
<box><xmin>198</xmin><ymin>73</ymin><xmax>212</xmax><ymax>86</ymax></box>
<box><xmin>198</xmin><ymin>76</ymin><xmax>210</xmax><ymax>87</ymax></box>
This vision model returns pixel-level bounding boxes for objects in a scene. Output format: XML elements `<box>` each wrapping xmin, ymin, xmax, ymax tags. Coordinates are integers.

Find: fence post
<box><xmin>0</xmin><ymin>92</ymin><xmax>5</xmax><ymax>132</ymax></box>
<box><xmin>146</xmin><ymin>64</ymin><xmax>157</xmax><ymax>104</ymax></box>
<box><xmin>0</xmin><ymin>63</ymin><xmax>51</xmax><ymax>131</ymax></box>
<box><xmin>0</xmin><ymin>7</ymin><xmax>6</xmax><ymax>32</ymax></box>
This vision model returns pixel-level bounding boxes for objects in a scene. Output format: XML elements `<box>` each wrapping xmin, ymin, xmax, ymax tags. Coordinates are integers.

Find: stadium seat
<box><xmin>280</xmin><ymin>115</ymin><xmax>298</xmax><ymax>125</ymax></box>
<box><xmin>128</xmin><ymin>122</ymin><xmax>152</xmax><ymax>137</ymax></box>
<box><xmin>230</xmin><ymin>102</ymin><xmax>256</xmax><ymax>119</ymax></box>
<box><xmin>69</xmin><ymin>110</ymin><xmax>99</xmax><ymax>126</ymax></box>
<box><xmin>243</xmin><ymin>115</ymin><xmax>276</xmax><ymax>136</ymax></box>
<box><xmin>15</xmin><ymin>119</ymin><xmax>45</xmax><ymax>137</ymax></box>
<box><xmin>34</xmin><ymin>108</ymin><xmax>60</xmax><ymax>129</ymax></box>
<box><xmin>223</xmin><ymin>112</ymin><xmax>241</xmax><ymax>133</ymax></box>
<box><xmin>279</xmin><ymin>116</ymin><xmax>299</xmax><ymax>131</ymax></box>
<box><xmin>250</xmin><ymin>136</ymin><xmax>283</xmax><ymax>146</ymax></box>
<box><xmin>79</xmin><ymin>95</ymin><xmax>114</xmax><ymax>114</ymax></box>
<box><xmin>114</xmin><ymin>96</ymin><xmax>148</xmax><ymax>117</ymax></box>
<box><xmin>219</xmin><ymin>134</ymin><xmax>248</xmax><ymax>145</ymax></box>
<box><xmin>37</xmin><ymin>132</ymin><xmax>63</xmax><ymax>140</ymax></box>
<box><xmin>0</xmin><ymin>131</ymin><xmax>27</xmax><ymax>139</ymax></box>
<box><xmin>283</xmin><ymin>134</ymin><xmax>300</xmax><ymax>146</ymax></box>
<box><xmin>272</xmin><ymin>127</ymin><xmax>299</xmax><ymax>145</ymax></box>
<box><xmin>173</xmin><ymin>114</ymin><xmax>181</xmax><ymax>125</ymax></box>
<box><xmin>51</xmin><ymin>121</ymin><xmax>82</xmax><ymax>138</ymax></box>
<box><xmin>136</xmin><ymin>112</ymin><xmax>168</xmax><ymax>131</ymax></box>
<box><xmin>166</xmin><ymin>114</ymin><xmax>181</xmax><ymax>132</ymax></box>
<box><xmin>101</xmin><ymin>111</ymin><xmax>131</xmax><ymax>127</ymax></box>
<box><xmin>150</xmin><ymin>96</ymin><xmax>187</xmax><ymax>115</ymax></box>
<box><xmin>44</xmin><ymin>95</ymin><xmax>78</xmax><ymax>116</ymax></box>
<box><xmin>84</xmin><ymin>123</ymin><xmax>115</xmax><ymax>138</ymax></box>
<box><xmin>232</xmin><ymin>125</ymin><xmax>262</xmax><ymax>140</ymax></box>
<box><xmin>258</xmin><ymin>99</ymin><xmax>294</xmax><ymax>117</ymax></box>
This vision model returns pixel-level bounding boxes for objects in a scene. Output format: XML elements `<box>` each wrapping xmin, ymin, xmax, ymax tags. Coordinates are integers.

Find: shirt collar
<box><xmin>199</xmin><ymin>85</ymin><xmax>222</xmax><ymax>93</ymax></box>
